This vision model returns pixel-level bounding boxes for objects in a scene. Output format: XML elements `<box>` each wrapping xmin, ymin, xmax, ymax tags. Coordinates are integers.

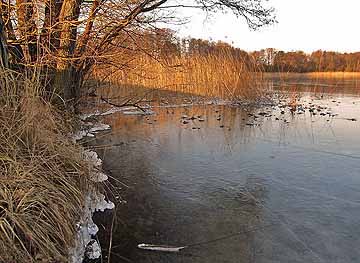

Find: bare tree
<box><xmin>0</xmin><ymin>16</ymin><xmax>9</xmax><ymax>67</ymax></box>
<box><xmin>0</xmin><ymin>0</ymin><xmax>276</xmax><ymax>108</ymax></box>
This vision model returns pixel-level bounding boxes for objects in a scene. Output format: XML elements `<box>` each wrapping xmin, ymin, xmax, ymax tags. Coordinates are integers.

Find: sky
<box><xmin>175</xmin><ymin>0</ymin><xmax>360</xmax><ymax>53</ymax></box>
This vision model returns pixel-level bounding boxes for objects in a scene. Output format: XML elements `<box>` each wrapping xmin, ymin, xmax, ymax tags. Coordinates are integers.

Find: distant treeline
<box><xmin>146</xmin><ymin>30</ymin><xmax>360</xmax><ymax>72</ymax></box>
<box><xmin>251</xmin><ymin>48</ymin><xmax>360</xmax><ymax>72</ymax></box>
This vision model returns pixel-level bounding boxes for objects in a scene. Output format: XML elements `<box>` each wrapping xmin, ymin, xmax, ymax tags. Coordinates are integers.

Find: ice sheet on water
<box><xmin>100</xmin><ymin>106</ymin><xmax>136</xmax><ymax>116</ymax></box>
<box><xmin>80</xmin><ymin>106</ymin><xmax>142</xmax><ymax>120</ymax></box>
<box><xmin>122</xmin><ymin>109</ymin><xmax>155</xmax><ymax>115</ymax></box>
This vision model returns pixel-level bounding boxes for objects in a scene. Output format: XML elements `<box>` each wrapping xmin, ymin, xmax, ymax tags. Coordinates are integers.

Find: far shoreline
<box><xmin>264</xmin><ymin>72</ymin><xmax>360</xmax><ymax>78</ymax></box>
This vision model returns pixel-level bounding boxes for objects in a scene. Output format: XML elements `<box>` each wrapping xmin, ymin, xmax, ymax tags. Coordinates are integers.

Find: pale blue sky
<box><xmin>175</xmin><ymin>0</ymin><xmax>360</xmax><ymax>53</ymax></box>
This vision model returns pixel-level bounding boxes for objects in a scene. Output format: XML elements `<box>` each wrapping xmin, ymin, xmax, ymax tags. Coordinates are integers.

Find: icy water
<box><xmin>91</xmin><ymin>83</ymin><xmax>360</xmax><ymax>263</ymax></box>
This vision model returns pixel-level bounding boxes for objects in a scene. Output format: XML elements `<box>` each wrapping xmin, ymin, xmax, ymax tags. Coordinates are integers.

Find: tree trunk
<box><xmin>0</xmin><ymin>16</ymin><xmax>9</xmax><ymax>68</ymax></box>
<box><xmin>42</xmin><ymin>0</ymin><xmax>63</xmax><ymax>53</ymax></box>
<box><xmin>53</xmin><ymin>63</ymin><xmax>83</xmax><ymax>109</ymax></box>
<box><xmin>53</xmin><ymin>0</ymin><xmax>82</xmax><ymax>108</ymax></box>
<box><xmin>15</xmin><ymin>0</ymin><xmax>37</xmax><ymax>62</ymax></box>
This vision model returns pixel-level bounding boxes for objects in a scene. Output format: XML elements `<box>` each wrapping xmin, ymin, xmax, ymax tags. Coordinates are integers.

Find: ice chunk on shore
<box><xmin>69</xmin><ymin>192</ymin><xmax>114</xmax><ymax>263</ymax></box>
<box><xmin>89</xmin><ymin>123</ymin><xmax>111</xmax><ymax>133</ymax></box>
<box><xmin>85</xmin><ymin>239</ymin><xmax>102</xmax><ymax>259</ymax></box>
<box><xmin>83</xmin><ymin>150</ymin><xmax>109</xmax><ymax>182</ymax></box>
<box><xmin>79</xmin><ymin>110</ymin><xmax>101</xmax><ymax>120</ymax></box>
<box><xmin>83</xmin><ymin>150</ymin><xmax>102</xmax><ymax>167</ymax></box>
<box><xmin>71</xmin><ymin>130</ymin><xmax>95</xmax><ymax>142</ymax></box>
<box><xmin>92</xmin><ymin>194</ymin><xmax>115</xmax><ymax>212</ymax></box>
<box><xmin>90</xmin><ymin>171</ymin><xmax>108</xmax><ymax>182</ymax></box>
<box><xmin>70</xmin><ymin>120</ymin><xmax>114</xmax><ymax>262</ymax></box>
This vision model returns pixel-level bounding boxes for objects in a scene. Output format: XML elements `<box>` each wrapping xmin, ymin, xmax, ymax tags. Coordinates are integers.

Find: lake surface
<box><xmin>91</xmin><ymin>80</ymin><xmax>360</xmax><ymax>263</ymax></box>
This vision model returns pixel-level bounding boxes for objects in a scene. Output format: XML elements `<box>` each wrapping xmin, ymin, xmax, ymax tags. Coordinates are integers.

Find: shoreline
<box><xmin>264</xmin><ymin>72</ymin><xmax>360</xmax><ymax>79</ymax></box>
<box><xmin>70</xmin><ymin>118</ymin><xmax>116</xmax><ymax>262</ymax></box>
<box><xmin>0</xmin><ymin>69</ymin><xmax>114</xmax><ymax>263</ymax></box>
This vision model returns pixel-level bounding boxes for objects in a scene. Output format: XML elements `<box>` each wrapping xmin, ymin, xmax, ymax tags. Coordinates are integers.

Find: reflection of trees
<box><xmin>176</xmin><ymin>105</ymin><xmax>264</xmax><ymax>153</ymax></box>
<box><xmin>265</xmin><ymin>74</ymin><xmax>360</xmax><ymax>97</ymax></box>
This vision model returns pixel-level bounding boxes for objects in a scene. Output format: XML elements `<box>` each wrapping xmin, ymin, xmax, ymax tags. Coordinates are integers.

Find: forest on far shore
<box><xmin>153</xmin><ymin>31</ymin><xmax>360</xmax><ymax>73</ymax></box>
<box><xmin>251</xmin><ymin>48</ymin><xmax>360</xmax><ymax>73</ymax></box>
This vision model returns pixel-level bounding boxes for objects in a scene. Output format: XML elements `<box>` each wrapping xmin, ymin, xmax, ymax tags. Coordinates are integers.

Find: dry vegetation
<box><xmin>0</xmin><ymin>0</ymin><xmax>276</xmax><ymax>105</ymax></box>
<box><xmin>0</xmin><ymin>69</ymin><xmax>94</xmax><ymax>263</ymax></box>
<box><xmin>96</xmin><ymin>51</ymin><xmax>265</xmax><ymax>101</ymax></box>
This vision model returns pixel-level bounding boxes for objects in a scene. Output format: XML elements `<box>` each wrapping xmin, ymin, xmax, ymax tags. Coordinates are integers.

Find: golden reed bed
<box><xmin>94</xmin><ymin>51</ymin><xmax>265</xmax><ymax>101</ymax></box>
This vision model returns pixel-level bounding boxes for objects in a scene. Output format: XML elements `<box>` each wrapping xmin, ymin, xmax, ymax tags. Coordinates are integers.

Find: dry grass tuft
<box><xmin>0</xmin><ymin>69</ymin><xmax>93</xmax><ymax>262</ymax></box>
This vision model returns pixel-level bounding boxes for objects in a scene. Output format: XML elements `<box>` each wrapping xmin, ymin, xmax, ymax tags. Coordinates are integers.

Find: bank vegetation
<box><xmin>0</xmin><ymin>69</ymin><xmax>95</xmax><ymax>262</ymax></box>
<box><xmin>0</xmin><ymin>0</ymin><xmax>276</xmax><ymax>262</ymax></box>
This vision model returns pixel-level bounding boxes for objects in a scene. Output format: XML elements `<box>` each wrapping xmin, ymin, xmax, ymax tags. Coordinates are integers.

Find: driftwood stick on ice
<box><xmin>100</xmin><ymin>96</ymin><xmax>147</xmax><ymax>112</ymax></box>
<box><xmin>137</xmin><ymin>224</ymin><xmax>277</xmax><ymax>253</ymax></box>
<box><xmin>100</xmin><ymin>89</ymin><xmax>155</xmax><ymax>112</ymax></box>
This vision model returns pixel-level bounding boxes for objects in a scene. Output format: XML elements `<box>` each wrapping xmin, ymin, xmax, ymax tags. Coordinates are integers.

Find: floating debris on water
<box><xmin>137</xmin><ymin>244</ymin><xmax>186</xmax><ymax>252</ymax></box>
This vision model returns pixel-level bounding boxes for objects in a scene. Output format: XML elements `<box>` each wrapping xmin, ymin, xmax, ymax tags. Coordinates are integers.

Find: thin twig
<box><xmin>107</xmin><ymin>209</ymin><xmax>116</xmax><ymax>263</ymax></box>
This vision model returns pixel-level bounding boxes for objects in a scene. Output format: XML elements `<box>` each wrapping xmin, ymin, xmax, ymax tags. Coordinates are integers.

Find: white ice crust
<box><xmin>69</xmin><ymin>119</ymin><xmax>115</xmax><ymax>262</ymax></box>
<box><xmin>69</xmin><ymin>193</ymin><xmax>115</xmax><ymax>263</ymax></box>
